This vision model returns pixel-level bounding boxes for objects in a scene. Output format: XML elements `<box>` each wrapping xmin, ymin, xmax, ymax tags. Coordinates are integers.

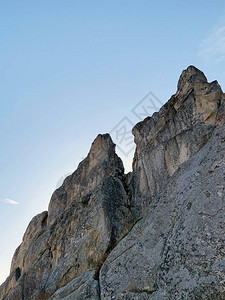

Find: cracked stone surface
<box><xmin>131</xmin><ymin>65</ymin><xmax>224</xmax><ymax>216</ymax></box>
<box><xmin>0</xmin><ymin>66</ymin><xmax>224</xmax><ymax>300</ymax></box>
<box><xmin>0</xmin><ymin>134</ymin><xmax>133</xmax><ymax>300</ymax></box>
<box><xmin>49</xmin><ymin>269</ymin><xmax>100</xmax><ymax>300</ymax></box>
<box><xmin>100</xmin><ymin>124</ymin><xmax>225</xmax><ymax>299</ymax></box>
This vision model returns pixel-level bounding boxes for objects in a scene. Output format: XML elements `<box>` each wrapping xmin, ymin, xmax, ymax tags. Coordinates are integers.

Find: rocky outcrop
<box><xmin>0</xmin><ymin>134</ymin><xmax>133</xmax><ymax>300</ymax></box>
<box><xmin>48</xmin><ymin>133</ymin><xmax>125</xmax><ymax>225</ymax></box>
<box><xmin>49</xmin><ymin>269</ymin><xmax>100</xmax><ymax>300</ymax></box>
<box><xmin>100</xmin><ymin>124</ymin><xmax>225</xmax><ymax>299</ymax></box>
<box><xmin>131</xmin><ymin>65</ymin><xmax>224</xmax><ymax>216</ymax></box>
<box><xmin>0</xmin><ymin>66</ymin><xmax>224</xmax><ymax>300</ymax></box>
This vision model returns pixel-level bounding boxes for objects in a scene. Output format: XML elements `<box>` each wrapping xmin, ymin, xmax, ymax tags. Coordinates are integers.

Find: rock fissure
<box><xmin>1</xmin><ymin>66</ymin><xmax>224</xmax><ymax>300</ymax></box>
<box><xmin>198</xmin><ymin>206</ymin><xmax>225</xmax><ymax>218</ymax></box>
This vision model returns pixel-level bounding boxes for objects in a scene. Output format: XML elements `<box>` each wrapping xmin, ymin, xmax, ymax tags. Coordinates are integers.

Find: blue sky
<box><xmin>0</xmin><ymin>0</ymin><xmax>225</xmax><ymax>284</ymax></box>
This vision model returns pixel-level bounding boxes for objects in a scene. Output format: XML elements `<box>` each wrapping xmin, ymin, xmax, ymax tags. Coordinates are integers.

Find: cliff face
<box><xmin>1</xmin><ymin>134</ymin><xmax>133</xmax><ymax>300</ymax></box>
<box><xmin>0</xmin><ymin>66</ymin><xmax>224</xmax><ymax>300</ymax></box>
<box><xmin>131</xmin><ymin>66</ymin><xmax>224</xmax><ymax>216</ymax></box>
<box><xmin>101</xmin><ymin>124</ymin><xmax>225</xmax><ymax>300</ymax></box>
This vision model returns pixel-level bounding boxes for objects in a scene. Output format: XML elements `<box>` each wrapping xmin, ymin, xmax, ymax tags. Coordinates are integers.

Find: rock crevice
<box><xmin>0</xmin><ymin>66</ymin><xmax>224</xmax><ymax>300</ymax></box>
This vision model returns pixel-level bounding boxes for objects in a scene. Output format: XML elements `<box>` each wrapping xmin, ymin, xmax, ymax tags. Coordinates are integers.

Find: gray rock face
<box><xmin>0</xmin><ymin>66</ymin><xmax>224</xmax><ymax>300</ymax></box>
<box><xmin>131</xmin><ymin>65</ymin><xmax>224</xmax><ymax>216</ymax></box>
<box><xmin>48</xmin><ymin>133</ymin><xmax>125</xmax><ymax>225</ymax></box>
<box><xmin>0</xmin><ymin>134</ymin><xmax>133</xmax><ymax>300</ymax></box>
<box><xmin>100</xmin><ymin>124</ymin><xmax>225</xmax><ymax>299</ymax></box>
<box><xmin>49</xmin><ymin>269</ymin><xmax>100</xmax><ymax>300</ymax></box>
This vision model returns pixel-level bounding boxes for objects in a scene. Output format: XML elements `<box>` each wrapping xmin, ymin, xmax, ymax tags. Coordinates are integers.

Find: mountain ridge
<box><xmin>1</xmin><ymin>66</ymin><xmax>224</xmax><ymax>300</ymax></box>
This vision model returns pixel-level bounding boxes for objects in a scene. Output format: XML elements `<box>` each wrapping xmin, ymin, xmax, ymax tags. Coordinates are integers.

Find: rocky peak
<box><xmin>87</xmin><ymin>133</ymin><xmax>124</xmax><ymax>173</ymax></box>
<box><xmin>100</xmin><ymin>123</ymin><xmax>225</xmax><ymax>300</ymax></box>
<box><xmin>177</xmin><ymin>65</ymin><xmax>207</xmax><ymax>91</ymax></box>
<box><xmin>90</xmin><ymin>133</ymin><xmax>115</xmax><ymax>157</ymax></box>
<box><xmin>131</xmin><ymin>65</ymin><xmax>224</xmax><ymax>215</ymax></box>
<box><xmin>0</xmin><ymin>66</ymin><xmax>224</xmax><ymax>300</ymax></box>
<box><xmin>1</xmin><ymin>130</ymin><xmax>133</xmax><ymax>300</ymax></box>
<box><xmin>47</xmin><ymin>133</ymin><xmax>124</xmax><ymax>225</ymax></box>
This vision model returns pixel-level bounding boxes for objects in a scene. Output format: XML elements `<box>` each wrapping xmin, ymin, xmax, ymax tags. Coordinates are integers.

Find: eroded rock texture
<box><xmin>0</xmin><ymin>134</ymin><xmax>133</xmax><ymax>300</ymax></box>
<box><xmin>131</xmin><ymin>65</ymin><xmax>224</xmax><ymax>215</ymax></box>
<box><xmin>100</xmin><ymin>124</ymin><xmax>225</xmax><ymax>300</ymax></box>
<box><xmin>0</xmin><ymin>66</ymin><xmax>224</xmax><ymax>300</ymax></box>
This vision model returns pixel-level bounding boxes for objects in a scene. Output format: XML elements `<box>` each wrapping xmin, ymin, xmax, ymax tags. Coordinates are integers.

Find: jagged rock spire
<box><xmin>132</xmin><ymin>65</ymin><xmax>224</xmax><ymax>214</ymax></box>
<box><xmin>1</xmin><ymin>66</ymin><xmax>224</xmax><ymax>300</ymax></box>
<box><xmin>47</xmin><ymin>133</ymin><xmax>124</xmax><ymax>225</ymax></box>
<box><xmin>177</xmin><ymin>65</ymin><xmax>207</xmax><ymax>91</ymax></box>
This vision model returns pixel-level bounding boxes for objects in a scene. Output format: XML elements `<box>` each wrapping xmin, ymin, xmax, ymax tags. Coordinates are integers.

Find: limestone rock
<box><xmin>0</xmin><ymin>134</ymin><xmax>133</xmax><ymax>300</ymax></box>
<box><xmin>0</xmin><ymin>66</ymin><xmax>224</xmax><ymax>300</ymax></box>
<box><xmin>100</xmin><ymin>124</ymin><xmax>225</xmax><ymax>299</ymax></box>
<box><xmin>48</xmin><ymin>133</ymin><xmax>124</xmax><ymax>225</ymax></box>
<box><xmin>10</xmin><ymin>211</ymin><xmax>48</xmax><ymax>274</ymax></box>
<box><xmin>131</xmin><ymin>65</ymin><xmax>224</xmax><ymax>216</ymax></box>
<box><xmin>49</xmin><ymin>269</ymin><xmax>100</xmax><ymax>300</ymax></box>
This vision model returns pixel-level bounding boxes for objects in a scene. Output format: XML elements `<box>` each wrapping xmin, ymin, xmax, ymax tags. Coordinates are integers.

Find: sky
<box><xmin>0</xmin><ymin>0</ymin><xmax>225</xmax><ymax>285</ymax></box>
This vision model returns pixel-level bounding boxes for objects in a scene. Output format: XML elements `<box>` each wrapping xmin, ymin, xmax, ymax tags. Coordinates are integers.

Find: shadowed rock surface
<box><xmin>0</xmin><ymin>66</ymin><xmax>224</xmax><ymax>300</ymax></box>
<box><xmin>0</xmin><ymin>134</ymin><xmax>133</xmax><ymax>300</ymax></box>
<box><xmin>131</xmin><ymin>65</ymin><xmax>224</xmax><ymax>216</ymax></box>
<box><xmin>100</xmin><ymin>124</ymin><xmax>225</xmax><ymax>300</ymax></box>
<box><xmin>49</xmin><ymin>269</ymin><xmax>100</xmax><ymax>300</ymax></box>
